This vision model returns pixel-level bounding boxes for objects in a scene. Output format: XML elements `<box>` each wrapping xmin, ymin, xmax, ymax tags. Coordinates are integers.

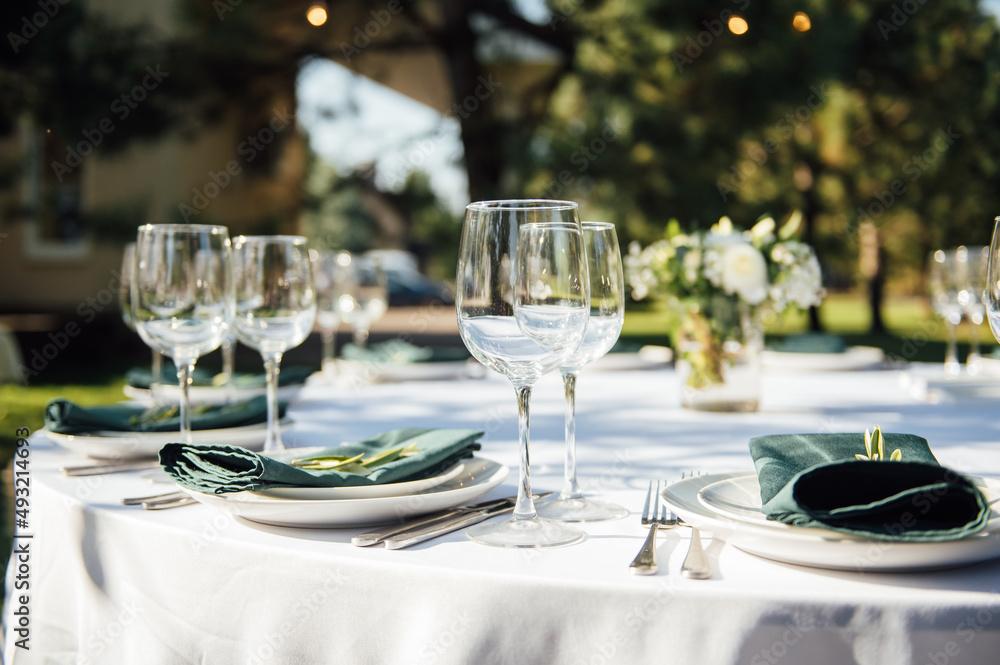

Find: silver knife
<box><xmin>61</xmin><ymin>461</ymin><xmax>160</xmax><ymax>477</ymax></box>
<box><xmin>352</xmin><ymin>495</ymin><xmax>519</xmax><ymax>547</ymax></box>
<box><xmin>383</xmin><ymin>492</ymin><xmax>554</xmax><ymax>550</ymax></box>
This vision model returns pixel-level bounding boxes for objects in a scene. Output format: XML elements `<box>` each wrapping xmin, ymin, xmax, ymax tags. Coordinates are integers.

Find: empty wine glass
<box><xmin>232</xmin><ymin>235</ymin><xmax>317</xmax><ymax>452</ymax></box>
<box><xmin>313</xmin><ymin>249</ymin><xmax>353</xmax><ymax>375</ymax></box>
<box><xmin>457</xmin><ymin>200</ymin><xmax>589</xmax><ymax>548</ymax></box>
<box><xmin>986</xmin><ymin>219</ymin><xmax>1000</xmax><ymax>350</ymax></box>
<box><xmin>343</xmin><ymin>255</ymin><xmax>388</xmax><ymax>348</ymax></box>
<box><xmin>958</xmin><ymin>245</ymin><xmax>988</xmax><ymax>375</ymax></box>
<box><xmin>928</xmin><ymin>249</ymin><xmax>964</xmax><ymax>376</ymax></box>
<box><xmin>538</xmin><ymin>222</ymin><xmax>627</xmax><ymax>523</ymax></box>
<box><xmin>131</xmin><ymin>224</ymin><xmax>234</xmax><ymax>442</ymax></box>
<box><xmin>119</xmin><ymin>242</ymin><xmax>164</xmax><ymax>391</ymax></box>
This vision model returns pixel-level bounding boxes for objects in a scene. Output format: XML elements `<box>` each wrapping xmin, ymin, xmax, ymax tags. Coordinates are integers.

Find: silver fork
<box><xmin>679</xmin><ymin>472</ymin><xmax>712</xmax><ymax>580</ymax></box>
<box><xmin>629</xmin><ymin>480</ymin><xmax>677</xmax><ymax>575</ymax></box>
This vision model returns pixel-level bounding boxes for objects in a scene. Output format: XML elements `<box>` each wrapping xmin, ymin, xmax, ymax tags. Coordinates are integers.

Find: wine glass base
<box><xmin>467</xmin><ymin>516</ymin><xmax>584</xmax><ymax>548</ymax></box>
<box><xmin>536</xmin><ymin>497</ymin><xmax>629</xmax><ymax>523</ymax></box>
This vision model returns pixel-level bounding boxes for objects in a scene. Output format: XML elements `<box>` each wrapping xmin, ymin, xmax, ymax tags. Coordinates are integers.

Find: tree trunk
<box><xmin>858</xmin><ymin>221</ymin><xmax>886</xmax><ymax>334</ymax></box>
<box><xmin>438</xmin><ymin>0</ymin><xmax>504</xmax><ymax>202</ymax></box>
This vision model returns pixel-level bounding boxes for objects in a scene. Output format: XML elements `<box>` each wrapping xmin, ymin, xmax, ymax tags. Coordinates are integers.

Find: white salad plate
<box><xmin>662</xmin><ymin>471</ymin><xmax>1000</xmax><ymax>572</ymax></box>
<box><xmin>42</xmin><ymin>418</ymin><xmax>291</xmax><ymax>461</ymax></box>
<box><xmin>761</xmin><ymin>346</ymin><xmax>885</xmax><ymax>372</ymax></box>
<box><xmin>252</xmin><ymin>447</ymin><xmax>470</xmax><ymax>500</ymax></box>
<box><xmin>334</xmin><ymin>359</ymin><xmax>486</xmax><ymax>383</ymax></box>
<box><xmin>179</xmin><ymin>456</ymin><xmax>509</xmax><ymax>528</ymax></box>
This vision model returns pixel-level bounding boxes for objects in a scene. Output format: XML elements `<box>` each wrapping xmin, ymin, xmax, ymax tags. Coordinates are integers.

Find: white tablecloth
<box><xmin>6</xmin><ymin>362</ymin><xmax>1000</xmax><ymax>664</ymax></box>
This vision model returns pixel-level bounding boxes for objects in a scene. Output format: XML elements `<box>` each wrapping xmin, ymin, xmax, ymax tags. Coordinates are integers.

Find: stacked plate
<box><xmin>43</xmin><ymin>419</ymin><xmax>290</xmax><ymax>460</ymax></box>
<box><xmin>179</xmin><ymin>453</ymin><xmax>509</xmax><ymax>528</ymax></box>
<box><xmin>662</xmin><ymin>472</ymin><xmax>1000</xmax><ymax>571</ymax></box>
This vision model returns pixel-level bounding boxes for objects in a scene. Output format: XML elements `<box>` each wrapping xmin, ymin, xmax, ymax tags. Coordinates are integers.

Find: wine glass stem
<box><xmin>561</xmin><ymin>371</ymin><xmax>582</xmax><ymax>501</ymax></box>
<box><xmin>968</xmin><ymin>316</ymin><xmax>981</xmax><ymax>362</ymax></box>
<box><xmin>151</xmin><ymin>350</ymin><xmax>163</xmax><ymax>380</ymax></box>
<box><xmin>176</xmin><ymin>360</ymin><xmax>196</xmax><ymax>444</ymax></box>
<box><xmin>263</xmin><ymin>351</ymin><xmax>284</xmax><ymax>452</ymax></box>
<box><xmin>354</xmin><ymin>327</ymin><xmax>369</xmax><ymax>348</ymax></box>
<box><xmin>512</xmin><ymin>383</ymin><xmax>537</xmax><ymax>521</ymax></box>
<box><xmin>321</xmin><ymin>330</ymin><xmax>337</xmax><ymax>373</ymax></box>
<box><xmin>222</xmin><ymin>338</ymin><xmax>236</xmax><ymax>404</ymax></box>
<box><xmin>945</xmin><ymin>319</ymin><xmax>959</xmax><ymax>374</ymax></box>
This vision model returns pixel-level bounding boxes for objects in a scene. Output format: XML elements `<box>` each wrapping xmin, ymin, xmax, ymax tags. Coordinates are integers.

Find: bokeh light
<box><xmin>728</xmin><ymin>16</ymin><xmax>749</xmax><ymax>35</ymax></box>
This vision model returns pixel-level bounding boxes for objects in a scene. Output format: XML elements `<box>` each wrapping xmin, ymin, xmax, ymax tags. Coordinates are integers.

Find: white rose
<box><xmin>721</xmin><ymin>243</ymin><xmax>769</xmax><ymax>305</ymax></box>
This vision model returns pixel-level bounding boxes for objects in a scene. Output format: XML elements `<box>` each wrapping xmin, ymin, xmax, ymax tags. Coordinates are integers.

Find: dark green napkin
<box><xmin>749</xmin><ymin>432</ymin><xmax>990</xmax><ymax>541</ymax></box>
<box><xmin>159</xmin><ymin>428</ymin><xmax>483</xmax><ymax>494</ymax></box>
<box><xmin>768</xmin><ymin>333</ymin><xmax>846</xmax><ymax>354</ymax></box>
<box><xmin>44</xmin><ymin>396</ymin><xmax>285</xmax><ymax>434</ymax></box>
<box><xmin>341</xmin><ymin>340</ymin><xmax>469</xmax><ymax>364</ymax></box>
<box><xmin>126</xmin><ymin>365</ymin><xmax>315</xmax><ymax>389</ymax></box>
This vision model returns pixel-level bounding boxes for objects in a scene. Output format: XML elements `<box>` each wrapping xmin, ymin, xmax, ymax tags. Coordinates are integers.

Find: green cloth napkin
<box><xmin>340</xmin><ymin>340</ymin><xmax>469</xmax><ymax>364</ymax></box>
<box><xmin>768</xmin><ymin>333</ymin><xmax>846</xmax><ymax>354</ymax></box>
<box><xmin>44</xmin><ymin>395</ymin><xmax>285</xmax><ymax>434</ymax></box>
<box><xmin>126</xmin><ymin>365</ymin><xmax>315</xmax><ymax>389</ymax></box>
<box><xmin>749</xmin><ymin>432</ymin><xmax>990</xmax><ymax>541</ymax></box>
<box><xmin>159</xmin><ymin>428</ymin><xmax>483</xmax><ymax>494</ymax></box>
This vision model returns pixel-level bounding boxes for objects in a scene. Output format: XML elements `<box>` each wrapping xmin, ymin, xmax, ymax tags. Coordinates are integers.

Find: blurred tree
<box><xmin>521</xmin><ymin>0</ymin><xmax>1000</xmax><ymax>333</ymax></box>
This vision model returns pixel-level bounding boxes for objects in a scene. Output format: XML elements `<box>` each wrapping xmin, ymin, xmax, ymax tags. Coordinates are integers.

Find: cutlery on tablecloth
<box><xmin>629</xmin><ymin>480</ymin><xmax>677</xmax><ymax>575</ymax></box>
<box><xmin>353</xmin><ymin>492</ymin><xmax>554</xmax><ymax>549</ymax></box>
<box><xmin>61</xmin><ymin>461</ymin><xmax>160</xmax><ymax>477</ymax></box>
<box><xmin>121</xmin><ymin>491</ymin><xmax>187</xmax><ymax>506</ymax></box>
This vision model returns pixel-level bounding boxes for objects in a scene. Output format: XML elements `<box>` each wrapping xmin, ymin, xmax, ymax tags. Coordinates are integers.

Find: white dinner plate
<box><xmin>588</xmin><ymin>347</ymin><xmax>673</xmax><ymax>372</ymax></box>
<box><xmin>761</xmin><ymin>346</ymin><xmax>885</xmax><ymax>372</ymax></box>
<box><xmin>335</xmin><ymin>359</ymin><xmax>486</xmax><ymax>383</ymax></box>
<box><xmin>662</xmin><ymin>471</ymin><xmax>1000</xmax><ymax>572</ymax></box>
<box><xmin>123</xmin><ymin>383</ymin><xmax>304</xmax><ymax>405</ymax></box>
<box><xmin>178</xmin><ymin>456</ymin><xmax>509</xmax><ymax>528</ymax></box>
<box><xmin>42</xmin><ymin>418</ymin><xmax>291</xmax><ymax>461</ymax></box>
<box><xmin>251</xmin><ymin>447</ymin><xmax>470</xmax><ymax>500</ymax></box>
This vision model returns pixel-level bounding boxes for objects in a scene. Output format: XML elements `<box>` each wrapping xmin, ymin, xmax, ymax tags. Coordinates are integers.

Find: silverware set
<box><xmin>630</xmin><ymin>476</ymin><xmax>713</xmax><ymax>579</ymax></box>
<box><xmin>66</xmin><ymin>455</ymin><xmax>717</xmax><ymax>565</ymax></box>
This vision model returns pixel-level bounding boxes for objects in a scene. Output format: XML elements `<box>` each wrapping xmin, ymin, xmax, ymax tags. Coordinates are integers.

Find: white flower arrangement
<box><xmin>625</xmin><ymin>212</ymin><xmax>824</xmax><ymax>314</ymax></box>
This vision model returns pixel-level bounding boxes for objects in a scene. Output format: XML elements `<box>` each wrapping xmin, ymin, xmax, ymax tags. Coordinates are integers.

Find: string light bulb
<box><xmin>306</xmin><ymin>2</ymin><xmax>327</xmax><ymax>26</ymax></box>
<box><xmin>792</xmin><ymin>12</ymin><xmax>811</xmax><ymax>32</ymax></box>
<box><xmin>728</xmin><ymin>16</ymin><xmax>749</xmax><ymax>35</ymax></box>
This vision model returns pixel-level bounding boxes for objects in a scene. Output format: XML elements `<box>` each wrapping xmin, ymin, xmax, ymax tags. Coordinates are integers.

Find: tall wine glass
<box><xmin>343</xmin><ymin>255</ymin><xmax>388</xmax><ymax>348</ymax></box>
<box><xmin>986</xmin><ymin>219</ymin><xmax>1000</xmax><ymax>349</ymax></box>
<box><xmin>928</xmin><ymin>249</ymin><xmax>964</xmax><ymax>376</ymax></box>
<box><xmin>958</xmin><ymin>245</ymin><xmax>988</xmax><ymax>375</ymax></box>
<box><xmin>232</xmin><ymin>236</ymin><xmax>317</xmax><ymax>452</ymax></box>
<box><xmin>120</xmin><ymin>242</ymin><xmax>164</xmax><ymax>390</ymax></box>
<box><xmin>313</xmin><ymin>249</ymin><xmax>353</xmax><ymax>374</ymax></box>
<box><xmin>131</xmin><ymin>224</ymin><xmax>234</xmax><ymax>443</ymax></box>
<box><xmin>457</xmin><ymin>200</ymin><xmax>589</xmax><ymax>548</ymax></box>
<box><xmin>537</xmin><ymin>222</ymin><xmax>627</xmax><ymax>522</ymax></box>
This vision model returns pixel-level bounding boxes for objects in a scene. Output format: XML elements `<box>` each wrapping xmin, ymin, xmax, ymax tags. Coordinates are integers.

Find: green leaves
<box><xmin>855</xmin><ymin>425</ymin><xmax>902</xmax><ymax>461</ymax></box>
<box><xmin>289</xmin><ymin>443</ymin><xmax>420</xmax><ymax>474</ymax></box>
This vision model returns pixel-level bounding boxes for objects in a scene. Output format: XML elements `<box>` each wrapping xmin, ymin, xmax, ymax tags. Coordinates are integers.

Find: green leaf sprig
<box><xmin>855</xmin><ymin>425</ymin><xmax>902</xmax><ymax>461</ymax></box>
<box><xmin>290</xmin><ymin>443</ymin><xmax>420</xmax><ymax>476</ymax></box>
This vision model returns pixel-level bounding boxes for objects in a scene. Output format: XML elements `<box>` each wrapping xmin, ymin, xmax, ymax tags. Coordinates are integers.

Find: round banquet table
<box><xmin>5</xmin><ymin>360</ymin><xmax>1000</xmax><ymax>665</ymax></box>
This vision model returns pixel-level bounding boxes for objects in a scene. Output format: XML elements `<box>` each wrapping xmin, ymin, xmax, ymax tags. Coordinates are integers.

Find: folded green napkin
<box><xmin>768</xmin><ymin>333</ymin><xmax>846</xmax><ymax>354</ymax></box>
<box><xmin>749</xmin><ymin>432</ymin><xmax>990</xmax><ymax>541</ymax></box>
<box><xmin>44</xmin><ymin>396</ymin><xmax>285</xmax><ymax>434</ymax></box>
<box><xmin>159</xmin><ymin>428</ymin><xmax>483</xmax><ymax>494</ymax></box>
<box><xmin>126</xmin><ymin>365</ymin><xmax>315</xmax><ymax>389</ymax></box>
<box><xmin>341</xmin><ymin>340</ymin><xmax>469</xmax><ymax>365</ymax></box>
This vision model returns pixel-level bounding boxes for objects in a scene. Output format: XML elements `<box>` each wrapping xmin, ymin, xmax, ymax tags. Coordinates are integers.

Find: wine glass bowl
<box><xmin>131</xmin><ymin>224</ymin><xmax>234</xmax><ymax>442</ymax></box>
<box><xmin>537</xmin><ymin>221</ymin><xmax>628</xmax><ymax>523</ymax></box>
<box><xmin>928</xmin><ymin>249</ymin><xmax>965</xmax><ymax>376</ymax></box>
<box><xmin>343</xmin><ymin>255</ymin><xmax>388</xmax><ymax>348</ymax></box>
<box><xmin>456</xmin><ymin>200</ymin><xmax>590</xmax><ymax>548</ymax></box>
<box><xmin>313</xmin><ymin>249</ymin><xmax>353</xmax><ymax>374</ymax></box>
<box><xmin>233</xmin><ymin>235</ymin><xmax>317</xmax><ymax>452</ymax></box>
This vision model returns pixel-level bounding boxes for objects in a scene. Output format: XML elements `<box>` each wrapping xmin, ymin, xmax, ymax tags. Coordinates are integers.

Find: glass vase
<box><xmin>674</xmin><ymin>296</ymin><xmax>762</xmax><ymax>412</ymax></box>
